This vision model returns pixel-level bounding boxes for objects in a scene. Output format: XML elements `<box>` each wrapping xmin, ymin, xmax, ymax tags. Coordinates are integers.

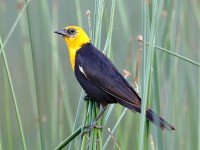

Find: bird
<box><xmin>54</xmin><ymin>26</ymin><xmax>175</xmax><ymax>131</ymax></box>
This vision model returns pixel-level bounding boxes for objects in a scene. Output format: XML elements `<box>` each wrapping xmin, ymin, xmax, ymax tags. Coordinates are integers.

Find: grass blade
<box><xmin>103</xmin><ymin>108</ymin><xmax>127</xmax><ymax>149</ymax></box>
<box><xmin>55</xmin><ymin>126</ymin><xmax>82</xmax><ymax>150</ymax></box>
<box><xmin>139</xmin><ymin>0</ymin><xmax>158</xmax><ymax>149</ymax></box>
<box><xmin>0</xmin><ymin>0</ymin><xmax>31</xmax><ymax>54</ymax></box>
<box><xmin>25</xmin><ymin>0</ymin><xmax>44</xmax><ymax>149</ymax></box>
<box><xmin>154</xmin><ymin>45</ymin><xmax>200</xmax><ymax>67</ymax></box>
<box><xmin>0</xmin><ymin>38</ymin><xmax>27</xmax><ymax>150</ymax></box>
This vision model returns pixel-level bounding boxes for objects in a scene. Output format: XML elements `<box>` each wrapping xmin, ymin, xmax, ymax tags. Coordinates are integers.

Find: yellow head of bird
<box><xmin>55</xmin><ymin>26</ymin><xmax>91</xmax><ymax>70</ymax></box>
<box><xmin>55</xmin><ymin>26</ymin><xmax>90</xmax><ymax>50</ymax></box>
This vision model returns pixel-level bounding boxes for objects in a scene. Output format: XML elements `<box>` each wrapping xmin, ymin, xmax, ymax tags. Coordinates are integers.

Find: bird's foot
<box><xmin>81</xmin><ymin>123</ymin><xmax>103</xmax><ymax>138</ymax></box>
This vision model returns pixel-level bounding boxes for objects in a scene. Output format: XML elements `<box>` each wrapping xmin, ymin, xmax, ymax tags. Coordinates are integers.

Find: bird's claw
<box><xmin>81</xmin><ymin>124</ymin><xmax>103</xmax><ymax>138</ymax></box>
<box><xmin>84</xmin><ymin>124</ymin><xmax>103</xmax><ymax>130</ymax></box>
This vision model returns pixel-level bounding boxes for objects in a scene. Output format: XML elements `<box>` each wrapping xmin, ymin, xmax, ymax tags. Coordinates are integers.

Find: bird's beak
<box><xmin>54</xmin><ymin>28</ymin><xmax>67</xmax><ymax>36</ymax></box>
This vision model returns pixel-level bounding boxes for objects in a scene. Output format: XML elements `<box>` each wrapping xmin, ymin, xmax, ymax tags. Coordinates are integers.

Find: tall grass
<box><xmin>0</xmin><ymin>0</ymin><xmax>199</xmax><ymax>150</ymax></box>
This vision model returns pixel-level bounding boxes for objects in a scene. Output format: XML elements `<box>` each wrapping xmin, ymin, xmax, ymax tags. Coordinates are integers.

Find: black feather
<box><xmin>74</xmin><ymin>43</ymin><xmax>175</xmax><ymax>130</ymax></box>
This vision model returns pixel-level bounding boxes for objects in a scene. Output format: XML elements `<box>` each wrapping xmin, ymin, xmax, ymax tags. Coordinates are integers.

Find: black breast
<box><xmin>74</xmin><ymin>43</ymin><xmax>117</xmax><ymax>106</ymax></box>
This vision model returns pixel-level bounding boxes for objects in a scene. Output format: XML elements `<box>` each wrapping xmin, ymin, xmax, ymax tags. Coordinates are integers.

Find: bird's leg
<box><xmin>85</xmin><ymin>105</ymin><xmax>108</xmax><ymax>129</ymax></box>
<box><xmin>82</xmin><ymin>105</ymin><xmax>108</xmax><ymax>136</ymax></box>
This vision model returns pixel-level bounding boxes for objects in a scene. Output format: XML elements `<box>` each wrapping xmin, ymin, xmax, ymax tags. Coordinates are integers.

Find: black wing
<box><xmin>76</xmin><ymin>44</ymin><xmax>141</xmax><ymax>107</ymax></box>
<box><xmin>76</xmin><ymin>44</ymin><xmax>175</xmax><ymax>131</ymax></box>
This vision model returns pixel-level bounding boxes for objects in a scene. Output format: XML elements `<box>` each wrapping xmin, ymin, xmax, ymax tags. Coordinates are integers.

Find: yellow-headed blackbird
<box><xmin>55</xmin><ymin>26</ymin><xmax>175</xmax><ymax>131</ymax></box>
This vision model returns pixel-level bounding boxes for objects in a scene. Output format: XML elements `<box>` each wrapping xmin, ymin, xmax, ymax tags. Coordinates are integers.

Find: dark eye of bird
<box><xmin>67</xmin><ymin>28</ymin><xmax>76</xmax><ymax>35</ymax></box>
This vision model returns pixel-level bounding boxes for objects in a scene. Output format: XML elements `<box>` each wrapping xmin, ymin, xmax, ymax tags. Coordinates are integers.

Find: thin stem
<box><xmin>154</xmin><ymin>45</ymin><xmax>200</xmax><ymax>67</ymax></box>
<box><xmin>55</xmin><ymin>126</ymin><xmax>82</xmax><ymax>150</ymax></box>
<box><xmin>25</xmin><ymin>0</ymin><xmax>44</xmax><ymax>149</ymax></box>
<box><xmin>0</xmin><ymin>38</ymin><xmax>27</xmax><ymax>150</ymax></box>
<box><xmin>0</xmin><ymin>0</ymin><xmax>31</xmax><ymax>54</ymax></box>
<box><xmin>103</xmin><ymin>108</ymin><xmax>128</xmax><ymax>149</ymax></box>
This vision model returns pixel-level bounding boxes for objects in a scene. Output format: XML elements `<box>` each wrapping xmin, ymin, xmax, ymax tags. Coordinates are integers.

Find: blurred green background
<box><xmin>0</xmin><ymin>0</ymin><xmax>199</xmax><ymax>150</ymax></box>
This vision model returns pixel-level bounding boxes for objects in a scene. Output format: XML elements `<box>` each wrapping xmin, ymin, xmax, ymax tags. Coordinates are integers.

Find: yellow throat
<box><xmin>62</xmin><ymin>26</ymin><xmax>91</xmax><ymax>71</ymax></box>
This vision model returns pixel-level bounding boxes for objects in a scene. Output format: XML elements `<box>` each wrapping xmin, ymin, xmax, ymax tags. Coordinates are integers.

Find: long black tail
<box><xmin>145</xmin><ymin>109</ymin><xmax>175</xmax><ymax>130</ymax></box>
<box><xmin>118</xmin><ymin>100</ymin><xmax>175</xmax><ymax>131</ymax></box>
